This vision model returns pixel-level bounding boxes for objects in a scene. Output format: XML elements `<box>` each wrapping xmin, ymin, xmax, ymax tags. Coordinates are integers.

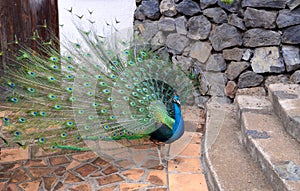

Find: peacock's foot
<box><xmin>157</xmin><ymin>162</ymin><xmax>167</xmax><ymax>170</ymax></box>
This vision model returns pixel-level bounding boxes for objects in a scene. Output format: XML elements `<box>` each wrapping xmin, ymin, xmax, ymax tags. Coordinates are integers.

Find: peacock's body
<box><xmin>0</xmin><ymin>11</ymin><xmax>196</xmax><ymax>165</ymax></box>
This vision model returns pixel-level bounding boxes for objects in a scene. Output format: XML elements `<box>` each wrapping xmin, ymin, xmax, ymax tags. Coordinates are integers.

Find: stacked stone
<box><xmin>134</xmin><ymin>0</ymin><xmax>300</xmax><ymax>102</ymax></box>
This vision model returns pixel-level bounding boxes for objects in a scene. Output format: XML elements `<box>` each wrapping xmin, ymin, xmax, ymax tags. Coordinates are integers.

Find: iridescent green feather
<box><xmin>0</xmin><ymin>11</ymin><xmax>194</xmax><ymax>154</ymax></box>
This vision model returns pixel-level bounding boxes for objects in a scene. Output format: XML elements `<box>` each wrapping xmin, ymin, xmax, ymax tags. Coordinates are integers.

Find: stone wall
<box><xmin>134</xmin><ymin>0</ymin><xmax>300</xmax><ymax>104</ymax></box>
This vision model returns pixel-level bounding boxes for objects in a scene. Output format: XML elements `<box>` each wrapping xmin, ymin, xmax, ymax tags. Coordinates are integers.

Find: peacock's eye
<box><xmin>15</xmin><ymin>131</ymin><xmax>21</xmax><ymax>136</ymax></box>
<box><xmin>39</xmin><ymin>137</ymin><xmax>45</xmax><ymax>143</ymax></box>
<box><xmin>18</xmin><ymin>117</ymin><xmax>26</xmax><ymax>123</ymax></box>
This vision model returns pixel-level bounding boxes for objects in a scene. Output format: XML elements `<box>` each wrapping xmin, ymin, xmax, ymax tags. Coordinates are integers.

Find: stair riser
<box><xmin>240</xmin><ymin>114</ymin><xmax>290</xmax><ymax>191</ymax></box>
<box><xmin>202</xmin><ymin>153</ymin><xmax>222</xmax><ymax>191</ymax></box>
<box><xmin>269</xmin><ymin>91</ymin><xmax>300</xmax><ymax>143</ymax></box>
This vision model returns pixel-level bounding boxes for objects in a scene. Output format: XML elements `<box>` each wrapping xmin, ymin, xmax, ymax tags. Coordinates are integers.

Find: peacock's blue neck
<box><xmin>165</xmin><ymin>102</ymin><xmax>184</xmax><ymax>143</ymax></box>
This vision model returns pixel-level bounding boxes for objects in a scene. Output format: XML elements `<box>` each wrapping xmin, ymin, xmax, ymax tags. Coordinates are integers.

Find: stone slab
<box><xmin>202</xmin><ymin>101</ymin><xmax>272</xmax><ymax>191</ymax></box>
<box><xmin>236</xmin><ymin>95</ymin><xmax>300</xmax><ymax>191</ymax></box>
<box><xmin>268</xmin><ymin>83</ymin><xmax>300</xmax><ymax>143</ymax></box>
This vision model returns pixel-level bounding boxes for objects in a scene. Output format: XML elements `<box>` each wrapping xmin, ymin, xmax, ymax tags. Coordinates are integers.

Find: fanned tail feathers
<box><xmin>0</xmin><ymin>11</ymin><xmax>195</xmax><ymax>156</ymax></box>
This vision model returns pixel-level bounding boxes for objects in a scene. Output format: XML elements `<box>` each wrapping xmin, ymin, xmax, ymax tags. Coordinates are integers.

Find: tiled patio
<box><xmin>0</xmin><ymin>108</ymin><xmax>207</xmax><ymax>191</ymax></box>
<box><xmin>0</xmin><ymin>133</ymin><xmax>207</xmax><ymax>191</ymax></box>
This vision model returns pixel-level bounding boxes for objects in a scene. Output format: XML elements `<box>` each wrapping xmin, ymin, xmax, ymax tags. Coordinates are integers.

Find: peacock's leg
<box><xmin>156</xmin><ymin>144</ymin><xmax>166</xmax><ymax>168</ymax></box>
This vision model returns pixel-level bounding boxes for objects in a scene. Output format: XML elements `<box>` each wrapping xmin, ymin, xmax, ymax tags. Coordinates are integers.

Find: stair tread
<box><xmin>237</xmin><ymin>95</ymin><xmax>300</xmax><ymax>191</ymax></box>
<box><xmin>269</xmin><ymin>83</ymin><xmax>300</xmax><ymax>143</ymax></box>
<box><xmin>203</xmin><ymin>101</ymin><xmax>272</xmax><ymax>191</ymax></box>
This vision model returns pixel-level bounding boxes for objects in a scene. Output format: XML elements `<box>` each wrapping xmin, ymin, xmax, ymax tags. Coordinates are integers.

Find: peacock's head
<box><xmin>173</xmin><ymin>95</ymin><xmax>181</xmax><ymax>105</ymax></box>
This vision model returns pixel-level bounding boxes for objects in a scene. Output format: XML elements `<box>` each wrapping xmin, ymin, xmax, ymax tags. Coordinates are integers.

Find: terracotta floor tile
<box><xmin>43</xmin><ymin>177</ymin><xmax>58</xmax><ymax>191</ymax></box>
<box><xmin>146</xmin><ymin>188</ymin><xmax>167</xmax><ymax>191</ymax></box>
<box><xmin>71</xmin><ymin>151</ymin><xmax>97</xmax><ymax>161</ymax></box>
<box><xmin>29</xmin><ymin>167</ymin><xmax>56</xmax><ymax>178</ymax></box>
<box><xmin>191</xmin><ymin>132</ymin><xmax>203</xmax><ymax>144</ymax></box>
<box><xmin>69</xmin><ymin>183</ymin><xmax>91</xmax><ymax>191</ymax></box>
<box><xmin>19</xmin><ymin>180</ymin><xmax>41</xmax><ymax>191</ymax></box>
<box><xmin>7</xmin><ymin>183</ymin><xmax>18</xmax><ymax>191</ymax></box>
<box><xmin>146</xmin><ymin>170</ymin><xmax>167</xmax><ymax>186</ymax></box>
<box><xmin>0</xmin><ymin>182</ymin><xmax>6</xmax><ymax>191</ymax></box>
<box><xmin>65</xmin><ymin>171</ymin><xmax>84</xmax><ymax>183</ymax></box>
<box><xmin>10</xmin><ymin>168</ymin><xmax>31</xmax><ymax>183</ymax></box>
<box><xmin>0</xmin><ymin>162</ymin><xmax>23</xmax><ymax>173</ymax></box>
<box><xmin>116</xmin><ymin>159</ymin><xmax>135</xmax><ymax>169</ymax></box>
<box><xmin>92</xmin><ymin>157</ymin><xmax>109</xmax><ymax>167</ymax></box>
<box><xmin>74</xmin><ymin>164</ymin><xmax>98</xmax><ymax>177</ymax></box>
<box><xmin>122</xmin><ymin>168</ymin><xmax>145</xmax><ymax>181</ymax></box>
<box><xmin>0</xmin><ymin>148</ymin><xmax>28</xmax><ymax>163</ymax></box>
<box><xmin>102</xmin><ymin>165</ymin><xmax>118</xmax><ymax>175</ymax></box>
<box><xmin>119</xmin><ymin>183</ymin><xmax>149</xmax><ymax>191</ymax></box>
<box><xmin>90</xmin><ymin>171</ymin><xmax>104</xmax><ymax>177</ymax></box>
<box><xmin>132</xmin><ymin>150</ymin><xmax>148</xmax><ymax>164</ymax></box>
<box><xmin>168</xmin><ymin>157</ymin><xmax>201</xmax><ymax>173</ymax></box>
<box><xmin>49</xmin><ymin>156</ymin><xmax>70</xmax><ymax>166</ymax></box>
<box><xmin>97</xmin><ymin>185</ymin><xmax>118</xmax><ymax>191</ymax></box>
<box><xmin>66</xmin><ymin>160</ymin><xmax>81</xmax><ymax>170</ymax></box>
<box><xmin>179</xmin><ymin>144</ymin><xmax>201</xmax><ymax>157</ymax></box>
<box><xmin>0</xmin><ymin>172</ymin><xmax>10</xmax><ymax>180</ymax></box>
<box><xmin>142</xmin><ymin>159</ymin><xmax>162</xmax><ymax>169</ymax></box>
<box><xmin>97</xmin><ymin>174</ymin><xmax>124</xmax><ymax>186</ymax></box>
<box><xmin>53</xmin><ymin>181</ymin><xmax>64</xmax><ymax>191</ymax></box>
<box><xmin>169</xmin><ymin>174</ymin><xmax>208</xmax><ymax>191</ymax></box>
<box><xmin>53</xmin><ymin>166</ymin><xmax>66</xmax><ymax>176</ymax></box>
<box><xmin>25</xmin><ymin>159</ymin><xmax>47</xmax><ymax>167</ymax></box>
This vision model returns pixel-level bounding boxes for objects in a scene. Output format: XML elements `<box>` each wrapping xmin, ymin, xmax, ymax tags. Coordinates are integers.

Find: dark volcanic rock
<box><xmin>203</xmin><ymin>7</ymin><xmax>228</xmax><ymax>24</ymax></box>
<box><xmin>166</xmin><ymin>33</ymin><xmax>190</xmax><ymax>54</ymax></box>
<box><xmin>238</xmin><ymin>71</ymin><xmax>264</xmax><ymax>88</ymax></box>
<box><xmin>200</xmin><ymin>72</ymin><xmax>227</xmax><ymax>96</ymax></box>
<box><xmin>190</xmin><ymin>41</ymin><xmax>212</xmax><ymax>63</ymax></box>
<box><xmin>282</xmin><ymin>25</ymin><xmax>300</xmax><ymax>44</ymax></box>
<box><xmin>225</xmin><ymin>81</ymin><xmax>238</xmax><ymax>98</ymax></box>
<box><xmin>291</xmin><ymin>70</ymin><xmax>300</xmax><ymax>84</ymax></box>
<box><xmin>200</xmin><ymin>0</ymin><xmax>217</xmax><ymax>9</ymax></box>
<box><xmin>187</xmin><ymin>15</ymin><xmax>211</xmax><ymax>40</ymax></box>
<box><xmin>210</xmin><ymin>23</ymin><xmax>242</xmax><ymax>51</ymax></box>
<box><xmin>242</xmin><ymin>0</ymin><xmax>287</xmax><ymax>9</ymax></box>
<box><xmin>243</xmin><ymin>29</ymin><xmax>281</xmax><ymax>47</ymax></box>
<box><xmin>205</xmin><ymin>54</ymin><xmax>226</xmax><ymax>72</ymax></box>
<box><xmin>287</xmin><ymin>0</ymin><xmax>300</xmax><ymax>10</ymax></box>
<box><xmin>175</xmin><ymin>16</ymin><xmax>188</xmax><ymax>35</ymax></box>
<box><xmin>244</xmin><ymin>7</ymin><xmax>277</xmax><ymax>29</ymax></box>
<box><xmin>228</xmin><ymin>14</ymin><xmax>246</xmax><ymax>30</ymax></box>
<box><xmin>276</xmin><ymin>9</ymin><xmax>300</xmax><ymax>28</ymax></box>
<box><xmin>251</xmin><ymin>47</ymin><xmax>285</xmax><ymax>73</ymax></box>
<box><xmin>158</xmin><ymin>18</ymin><xmax>176</xmax><ymax>31</ymax></box>
<box><xmin>138</xmin><ymin>21</ymin><xmax>159</xmax><ymax>41</ymax></box>
<box><xmin>176</xmin><ymin>0</ymin><xmax>201</xmax><ymax>16</ymax></box>
<box><xmin>223</xmin><ymin>47</ymin><xmax>245</xmax><ymax>61</ymax></box>
<box><xmin>226</xmin><ymin>61</ymin><xmax>250</xmax><ymax>80</ymax></box>
<box><xmin>160</xmin><ymin>0</ymin><xmax>177</xmax><ymax>17</ymax></box>
<box><xmin>282</xmin><ymin>45</ymin><xmax>300</xmax><ymax>72</ymax></box>
<box><xmin>141</xmin><ymin>0</ymin><xmax>161</xmax><ymax>20</ymax></box>
<box><xmin>135</xmin><ymin>5</ymin><xmax>146</xmax><ymax>20</ymax></box>
<box><xmin>217</xmin><ymin>0</ymin><xmax>242</xmax><ymax>13</ymax></box>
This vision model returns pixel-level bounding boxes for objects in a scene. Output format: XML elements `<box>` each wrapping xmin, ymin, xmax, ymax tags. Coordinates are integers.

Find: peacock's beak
<box><xmin>173</xmin><ymin>99</ymin><xmax>180</xmax><ymax>105</ymax></box>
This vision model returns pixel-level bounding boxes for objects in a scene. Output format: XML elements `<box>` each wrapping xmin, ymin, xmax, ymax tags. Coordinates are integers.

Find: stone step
<box><xmin>236</xmin><ymin>95</ymin><xmax>300</xmax><ymax>191</ymax></box>
<box><xmin>268</xmin><ymin>83</ymin><xmax>300</xmax><ymax>143</ymax></box>
<box><xmin>202</xmin><ymin>100</ymin><xmax>272</xmax><ymax>191</ymax></box>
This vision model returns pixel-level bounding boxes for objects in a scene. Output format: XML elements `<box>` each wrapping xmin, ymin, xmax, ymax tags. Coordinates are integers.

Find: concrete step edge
<box><xmin>268</xmin><ymin>83</ymin><xmax>300</xmax><ymax>143</ymax></box>
<box><xmin>236</xmin><ymin>95</ymin><xmax>300</xmax><ymax>191</ymax></box>
<box><xmin>202</xmin><ymin>100</ymin><xmax>272</xmax><ymax>191</ymax></box>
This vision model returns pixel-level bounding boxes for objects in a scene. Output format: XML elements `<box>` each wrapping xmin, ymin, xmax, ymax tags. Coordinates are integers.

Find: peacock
<box><xmin>0</xmin><ymin>10</ymin><xmax>198</xmax><ymax>167</ymax></box>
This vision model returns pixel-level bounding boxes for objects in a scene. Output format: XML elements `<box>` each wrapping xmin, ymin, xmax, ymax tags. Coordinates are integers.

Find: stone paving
<box><xmin>0</xmin><ymin>109</ymin><xmax>207</xmax><ymax>191</ymax></box>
